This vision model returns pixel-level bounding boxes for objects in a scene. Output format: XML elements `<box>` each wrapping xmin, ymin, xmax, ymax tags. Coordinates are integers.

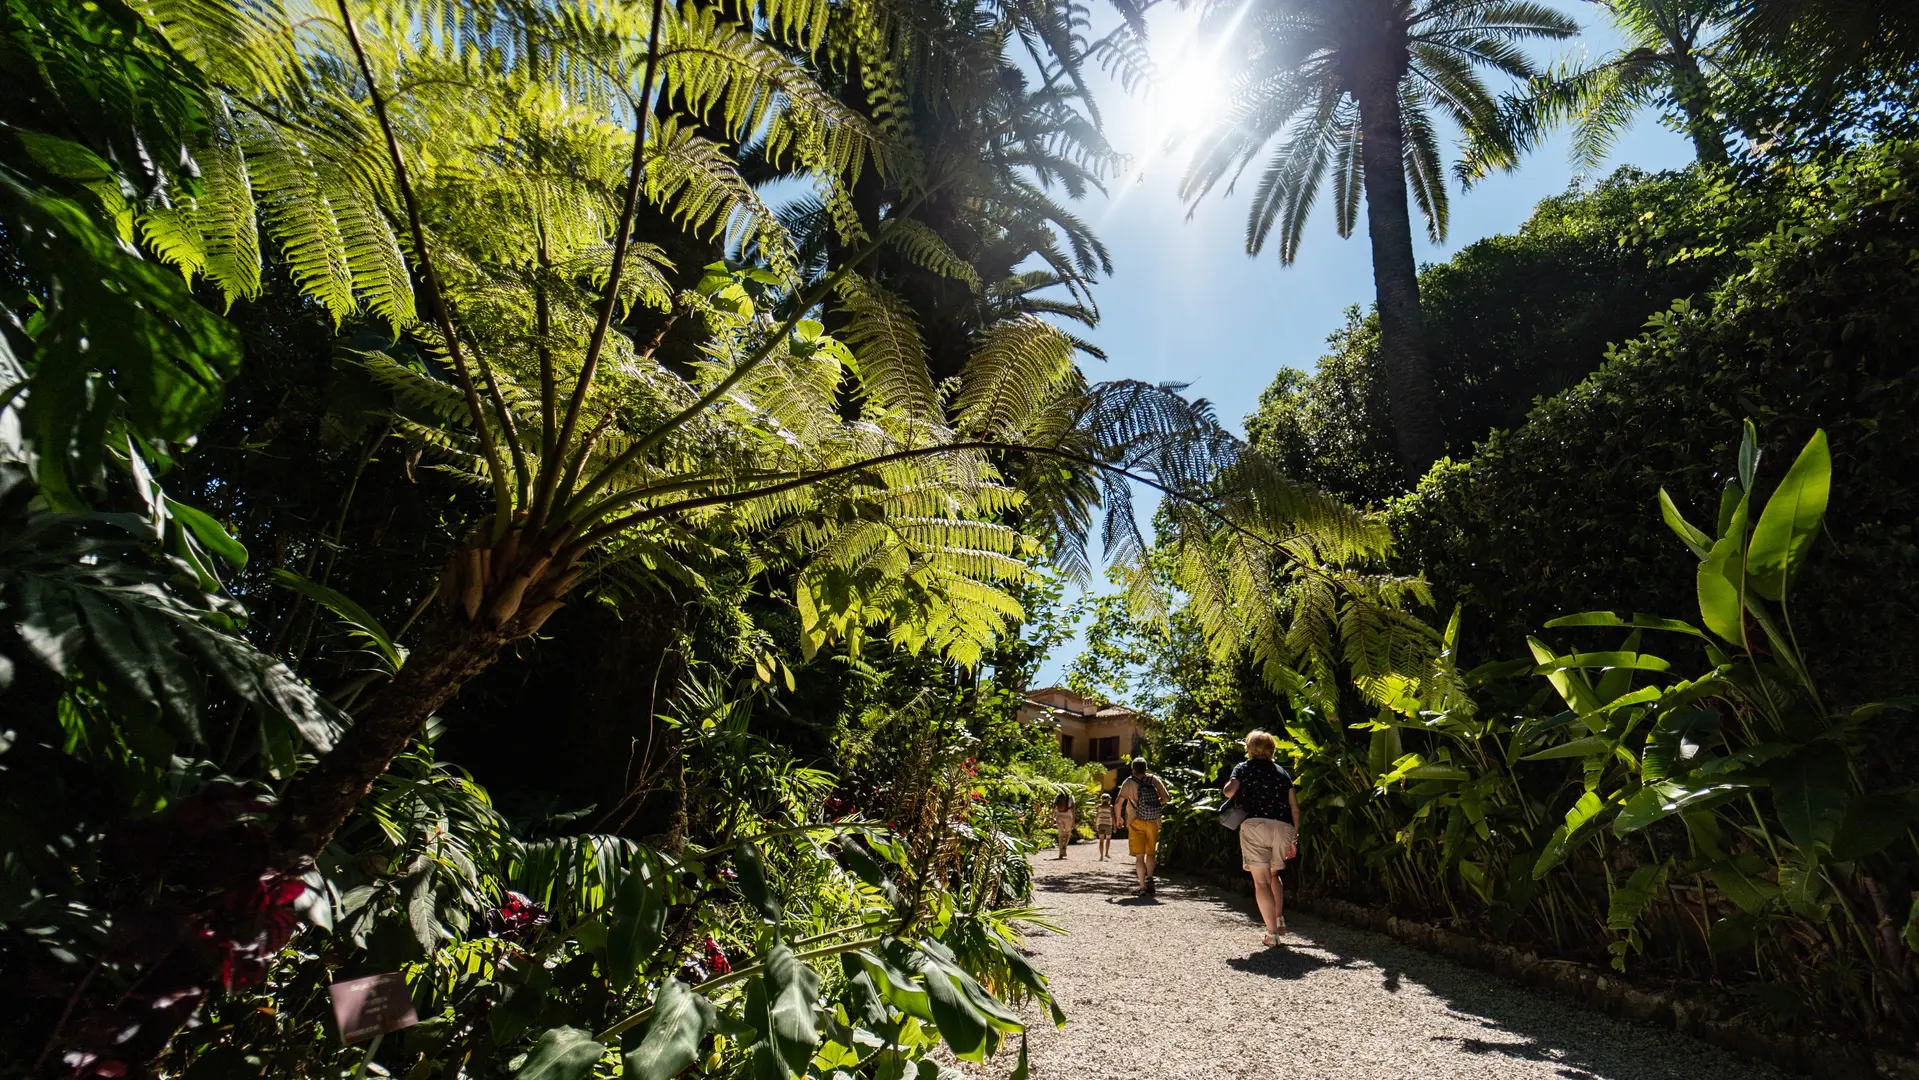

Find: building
<box><xmin>1017</xmin><ymin>686</ymin><xmax>1148</xmax><ymax>768</ymax></box>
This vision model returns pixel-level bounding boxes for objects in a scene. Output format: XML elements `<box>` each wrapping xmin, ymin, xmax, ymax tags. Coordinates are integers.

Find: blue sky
<box><xmin>1028</xmin><ymin>0</ymin><xmax>1697</xmax><ymax>689</ymax></box>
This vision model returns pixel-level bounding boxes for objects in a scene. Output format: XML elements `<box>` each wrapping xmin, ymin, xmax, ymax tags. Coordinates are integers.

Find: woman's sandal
<box><xmin>1261</xmin><ymin>932</ymin><xmax>1277</xmax><ymax>947</ymax></box>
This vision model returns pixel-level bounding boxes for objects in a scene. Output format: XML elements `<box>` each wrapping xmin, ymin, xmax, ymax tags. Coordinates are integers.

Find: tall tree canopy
<box><xmin>1175</xmin><ymin>0</ymin><xmax>1576</xmax><ymax>481</ymax></box>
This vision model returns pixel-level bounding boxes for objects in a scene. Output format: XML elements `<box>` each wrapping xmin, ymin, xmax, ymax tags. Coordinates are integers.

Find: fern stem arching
<box><xmin>331</xmin><ymin>0</ymin><xmax>512</xmax><ymax>531</ymax></box>
<box><xmin>530</xmin><ymin>0</ymin><xmax>671</xmax><ymax>535</ymax></box>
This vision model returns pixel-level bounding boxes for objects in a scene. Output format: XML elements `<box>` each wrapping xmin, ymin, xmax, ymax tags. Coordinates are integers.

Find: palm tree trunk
<box><xmin>1670</xmin><ymin>57</ymin><xmax>1729</xmax><ymax>165</ymax></box>
<box><xmin>1355</xmin><ymin>77</ymin><xmax>1445</xmax><ymax>482</ymax></box>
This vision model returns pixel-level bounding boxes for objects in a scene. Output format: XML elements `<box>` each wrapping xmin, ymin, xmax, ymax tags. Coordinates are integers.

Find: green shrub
<box><xmin>1248</xmin><ymin>166</ymin><xmax>1762</xmax><ymax>506</ymax></box>
<box><xmin>1389</xmin><ymin>140</ymin><xmax>1919</xmax><ymax>727</ymax></box>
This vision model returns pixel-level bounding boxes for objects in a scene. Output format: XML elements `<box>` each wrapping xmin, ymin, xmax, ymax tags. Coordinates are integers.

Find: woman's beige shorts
<box><xmin>1240</xmin><ymin>818</ymin><xmax>1297</xmax><ymax>871</ymax></box>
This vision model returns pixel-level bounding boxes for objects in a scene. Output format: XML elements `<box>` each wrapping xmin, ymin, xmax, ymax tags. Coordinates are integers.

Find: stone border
<box><xmin>1188</xmin><ymin>869</ymin><xmax>1919</xmax><ymax>1080</ymax></box>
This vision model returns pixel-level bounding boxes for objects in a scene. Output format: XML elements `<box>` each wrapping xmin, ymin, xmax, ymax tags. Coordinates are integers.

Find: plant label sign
<box><xmin>328</xmin><ymin>972</ymin><xmax>419</xmax><ymax>1044</ymax></box>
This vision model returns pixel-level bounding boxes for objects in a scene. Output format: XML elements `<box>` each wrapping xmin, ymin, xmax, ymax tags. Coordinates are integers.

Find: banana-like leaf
<box><xmin>1658</xmin><ymin>488</ymin><xmax>1713</xmax><ymax>560</ymax></box>
<box><xmin>607</xmin><ymin>860</ymin><xmax>668</xmax><ymax>990</ymax></box>
<box><xmin>1533</xmin><ymin>792</ymin><xmax>1607</xmax><ymax>879</ymax></box>
<box><xmin>1614</xmin><ymin>779</ymin><xmax>1746</xmax><ymax>834</ymax></box>
<box><xmin>624</xmin><ymin>980</ymin><xmax>716</xmax><ymax>1080</ymax></box>
<box><xmin>1746</xmin><ymin>429</ymin><xmax>1830</xmax><ymax>602</ymax></box>
<box><xmin>1544</xmin><ymin>610</ymin><xmax>1708</xmax><ymax>638</ymax></box>
<box><xmin>749</xmin><ymin>944</ymin><xmax>821</xmax><ymax>1078</ymax></box>
<box><xmin>734</xmin><ymin>840</ymin><xmax>783</xmax><ymax>923</ymax></box>
<box><xmin>1606</xmin><ymin>858</ymin><xmax>1670</xmax><ymax>931</ymax></box>
<box><xmin>918</xmin><ymin>954</ymin><xmax>990</xmax><ymax>1061</ymax></box>
<box><xmin>515</xmin><ymin>1027</ymin><xmax>604</xmax><ymax>1080</ymax></box>
<box><xmin>1695</xmin><ymin>495</ymin><xmax>1749</xmax><ymax>645</ymax></box>
<box><xmin>1522</xmin><ymin>735</ymin><xmax>1613</xmax><ymax>761</ymax></box>
<box><xmin>1770</xmin><ymin>745</ymin><xmax>1851</xmax><ymax>855</ymax></box>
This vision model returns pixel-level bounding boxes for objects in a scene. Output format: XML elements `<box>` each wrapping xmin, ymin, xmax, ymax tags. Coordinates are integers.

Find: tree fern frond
<box><xmin>831</xmin><ymin>272</ymin><xmax>940</xmax><ymax>421</ymax></box>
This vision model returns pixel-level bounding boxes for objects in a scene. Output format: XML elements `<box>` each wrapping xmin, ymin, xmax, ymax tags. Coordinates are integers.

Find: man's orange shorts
<box><xmin>1127</xmin><ymin>818</ymin><xmax>1160</xmax><ymax>856</ymax></box>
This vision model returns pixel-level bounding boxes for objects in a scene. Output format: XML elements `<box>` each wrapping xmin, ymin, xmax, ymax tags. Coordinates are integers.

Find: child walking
<box><xmin>1094</xmin><ymin>793</ymin><xmax>1115</xmax><ymax>860</ymax></box>
<box><xmin>1053</xmin><ymin>793</ymin><xmax>1076</xmax><ymax>860</ymax></box>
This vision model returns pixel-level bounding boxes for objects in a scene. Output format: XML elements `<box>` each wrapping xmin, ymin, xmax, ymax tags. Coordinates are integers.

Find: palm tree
<box><xmin>1525</xmin><ymin>0</ymin><xmax>1739</xmax><ymax>167</ymax></box>
<box><xmin>1179</xmin><ymin>0</ymin><xmax>1577</xmax><ymax>481</ymax></box>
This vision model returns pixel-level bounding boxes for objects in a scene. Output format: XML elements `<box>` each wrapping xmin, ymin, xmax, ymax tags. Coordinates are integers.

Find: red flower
<box><xmin>490</xmin><ymin>891</ymin><xmax>549</xmax><ymax>938</ymax></box>
<box><xmin>702</xmin><ymin>937</ymin><xmax>732</xmax><ymax>976</ymax></box>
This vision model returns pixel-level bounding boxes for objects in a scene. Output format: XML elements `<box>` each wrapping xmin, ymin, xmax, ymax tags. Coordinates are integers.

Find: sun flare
<box><xmin>1150</xmin><ymin>44</ymin><xmax>1228</xmax><ymax>141</ymax></box>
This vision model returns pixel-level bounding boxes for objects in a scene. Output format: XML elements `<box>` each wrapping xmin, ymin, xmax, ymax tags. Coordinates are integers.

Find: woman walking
<box><xmin>1053</xmin><ymin>792</ymin><xmax>1077</xmax><ymax>859</ymax></box>
<box><xmin>1222</xmin><ymin>730</ymin><xmax>1300</xmax><ymax>946</ymax></box>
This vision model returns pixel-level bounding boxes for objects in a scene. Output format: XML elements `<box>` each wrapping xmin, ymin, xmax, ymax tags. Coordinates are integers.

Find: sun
<box><xmin>1151</xmin><ymin>43</ymin><xmax>1228</xmax><ymax>141</ymax></box>
<box><xmin>1129</xmin><ymin>2</ymin><xmax>1249</xmax><ymax>154</ymax></box>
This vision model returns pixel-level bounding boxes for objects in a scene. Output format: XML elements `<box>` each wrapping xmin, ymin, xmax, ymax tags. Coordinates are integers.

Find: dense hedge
<box><xmin>1388</xmin><ymin>142</ymin><xmax>1919</xmax><ymax>724</ymax></box>
<box><xmin>1247</xmin><ymin>166</ymin><xmax>1762</xmax><ymax>506</ymax></box>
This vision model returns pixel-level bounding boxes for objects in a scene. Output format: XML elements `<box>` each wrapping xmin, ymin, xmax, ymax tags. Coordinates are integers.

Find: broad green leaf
<box><xmin>1771</xmin><ymin>746</ymin><xmax>1850</xmax><ymax>854</ymax></box>
<box><xmin>1533</xmin><ymin>792</ymin><xmax>1607</xmax><ymax>878</ymax></box>
<box><xmin>1656</xmin><ymin>489</ymin><xmax>1712</xmax><ymax>560</ymax></box>
<box><xmin>1715</xmin><ymin>477</ymin><xmax>1743</xmax><ymax>540</ymax></box>
<box><xmin>1594</xmin><ymin>631</ymin><xmax>1647</xmax><ymax>704</ymax></box>
<box><xmin>754</xmin><ymin>944</ymin><xmax>821</xmax><ymax>1077</ymax></box>
<box><xmin>624</xmin><ymin>980</ymin><xmax>716</xmax><ymax>1080</ymax></box>
<box><xmin>1522</xmin><ymin>735</ymin><xmax>1613</xmax><ymax>761</ymax></box>
<box><xmin>1402</xmin><ymin>763</ymin><xmax>1471</xmax><ymax>781</ymax></box>
<box><xmin>1532</xmin><ymin>651</ymin><xmax>1670</xmax><ymax>673</ymax></box>
<box><xmin>839</xmin><ymin>954</ymin><xmax>889</xmax><ymax>1028</ymax></box>
<box><xmin>839</xmin><ymin>840</ymin><xmax>900</xmax><ymax>906</ymax></box>
<box><xmin>166</xmin><ymin>498</ymin><xmax>248</xmax><ymax>569</ymax></box>
<box><xmin>1614</xmin><ymin>779</ymin><xmax>1744</xmax><ymax>835</ymax></box>
<box><xmin>1695</xmin><ymin>496</ymin><xmax>1749</xmax><ymax>644</ymax></box>
<box><xmin>1709</xmin><ymin>856</ymin><xmax>1779</xmax><ymax>915</ymax></box>
<box><xmin>1528</xmin><ymin>636</ymin><xmax>1601</xmax><ymax>715</ymax></box>
<box><xmin>734</xmin><ymin>840</ymin><xmax>783</xmax><ymax>922</ymax></box>
<box><xmin>919</xmin><ymin>958</ymin><xmax>990</xmax><ymax>1061</ymax></box>
<box><xmin>1547</xmin><ymin>611</ymin><xmax>1707</xmax><ymax>638</ymax></box>
<box><xmin>1778</xmin><ymin>863</ymin><xmax>1829</xmax><ymax>919</ymax></box>
<box><xmin>1828</xmin><ymin>791</ymin><xmax>1918</xmax><ymax>862</ymax></box>
<box><xmin>1607</xmin><ymin>859</ymin><xmax>1670</xmax><ymax>931</ymax></box>
<box><xmin>861</xmin><ymin>949</ymin><xmax>932</xmax><ymax>1022</ymax></box>
<box><xmin>1641</xmin><ymin>707</ymin><xmax>1719</xmax><ymax>782</ymax></box>
<box><xmin>1737</xmin><ymin>418</ymin><xmax>1760</xmax><ymax>493</ymax></box>
<box><xmin>607</xmin><ymin>862</ymin><xmax>668</xmax><ymax>990</ymax></box>
<box><xmin>516</xmin><ymin>1027</ymin><xmax>604</xmax><ymax>1080</ymax></box>
<box><xmin>1745</xmin><ymin>429</ymin><xmax>1829</xmax><ymax>602</ymax></box>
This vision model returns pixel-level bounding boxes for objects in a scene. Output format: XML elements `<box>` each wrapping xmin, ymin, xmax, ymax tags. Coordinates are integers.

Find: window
<box><xmin>1059</xmin><ymin>734</ymin><xmax>1074</xmax><ymax>757</ymax></box>
<box><xmin>1093</xmin><ymin>736</ymin><xmax>1119</xmax><ymax>761</ymax></box>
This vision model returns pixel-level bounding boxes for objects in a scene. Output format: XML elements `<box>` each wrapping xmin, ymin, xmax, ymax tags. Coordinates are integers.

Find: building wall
<box><xmin>1053</xmin><ymin>715</ymin><xmax>1145</xmax><ymax>765</ymax></box>
<box><xmin>1021</xmin><ymin>685</ymin><xmax>1147</xmax><ymax>770</ymax></box>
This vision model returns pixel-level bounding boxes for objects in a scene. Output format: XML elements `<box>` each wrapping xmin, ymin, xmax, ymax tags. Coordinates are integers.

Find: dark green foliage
<box><xmin>1246</xmin><ymin>166</ymin><xmax>1764</xmax><ymax>506</ymax></box>
<box><xmin>1388</xmin><ymin>141</ymin><xmax>1919</xmax><ymax>719</ymax></box>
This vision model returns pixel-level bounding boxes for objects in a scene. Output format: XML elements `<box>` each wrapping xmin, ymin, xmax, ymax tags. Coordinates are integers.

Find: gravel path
<box><xmin>978</xmin><ymin>845</ymin><xmax>1786</xmax><ymax>1080</ymax></box>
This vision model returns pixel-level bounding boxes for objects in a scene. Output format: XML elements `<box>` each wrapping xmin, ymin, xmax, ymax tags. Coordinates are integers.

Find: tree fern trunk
<box><xmin>1356</xmin><ymin>76</ymin><xmax>1445</xmax><ymax>483</ymax></box>
<box><xmin>274</xmin><ymin>616</ymin><xmax>508</xmax><ymax>859</ymax></box>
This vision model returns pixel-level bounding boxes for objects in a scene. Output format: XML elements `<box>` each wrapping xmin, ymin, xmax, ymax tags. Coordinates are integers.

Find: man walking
<box><xmin>1116</xmin><ymin>758</ymin><xmax>1169</xmax><ymax>897</ymax></box>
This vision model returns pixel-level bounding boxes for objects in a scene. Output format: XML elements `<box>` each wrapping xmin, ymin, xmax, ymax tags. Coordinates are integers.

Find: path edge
<box><xmin>1187</xmin><ymin>869</ymin><xmax>1919</xmax><ymax>1080</ymax></box>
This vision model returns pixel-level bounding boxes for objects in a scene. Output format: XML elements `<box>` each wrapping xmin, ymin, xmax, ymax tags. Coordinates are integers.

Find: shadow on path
<box><xmin>1055</xmin><ymin>864</ymin><xmax>1782</xmax><ymax>1080</ymax></box>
